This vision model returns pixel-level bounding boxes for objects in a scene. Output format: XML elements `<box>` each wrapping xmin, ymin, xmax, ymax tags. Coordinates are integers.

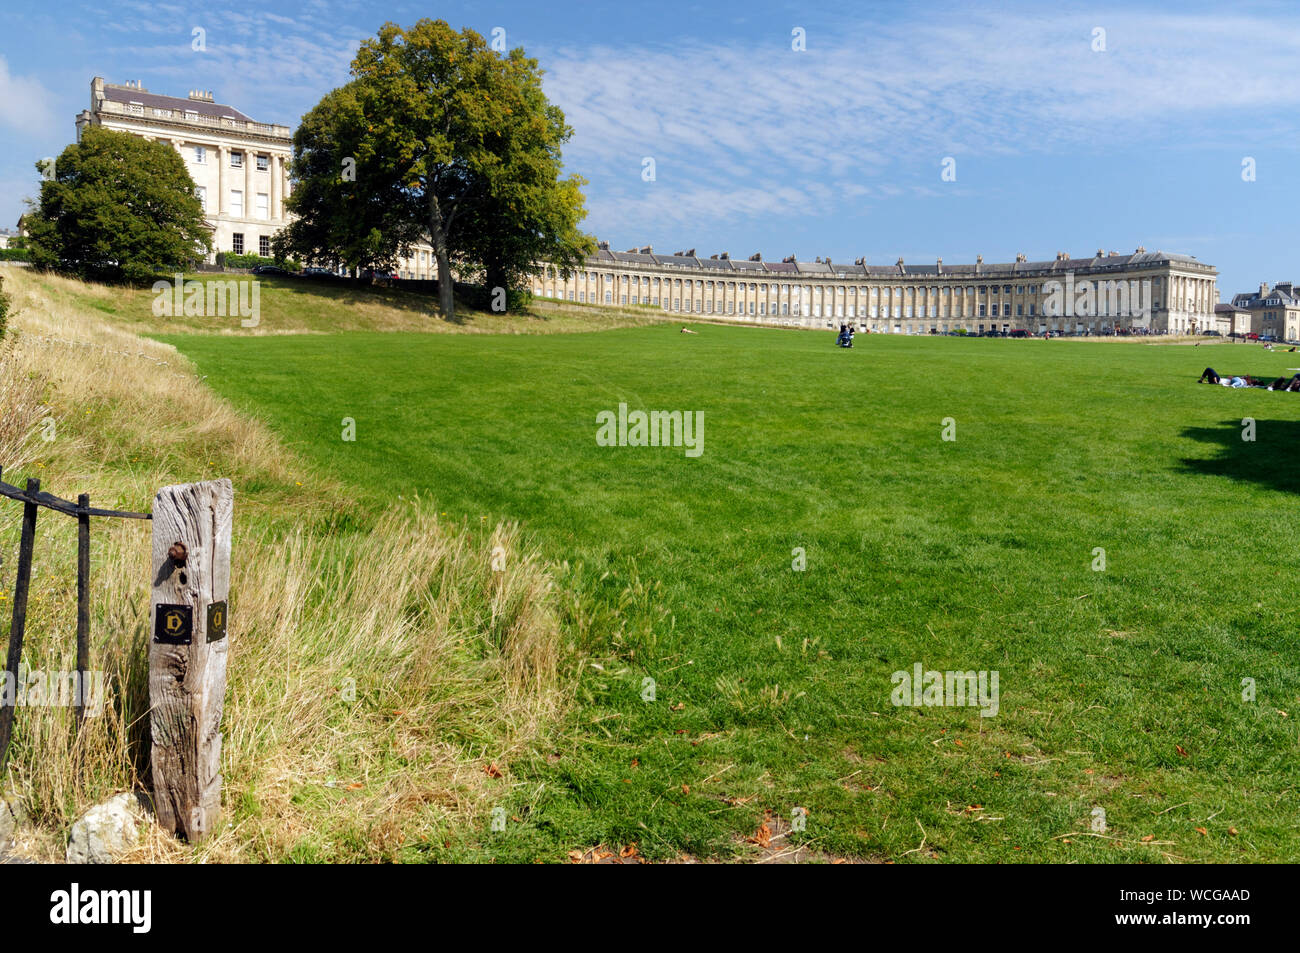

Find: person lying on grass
<box><xmin>680</xmin><ymin>327</ymin><xmax>698</xmax><ymax>334</ymax></box>
<box><xmin>1199</xmin><ymin>367</ymin><xmax>1266</xmax><ymax>387</ymax></box>
<box><xmin>1266</xmin><ymin>374</ymin><xmax>1300</xmax><ymax>391</ymax></box>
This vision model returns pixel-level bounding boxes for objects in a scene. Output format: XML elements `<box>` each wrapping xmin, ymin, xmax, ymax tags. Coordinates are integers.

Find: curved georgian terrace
<box><xmin>523</xmin><ymin>244</ymin><xmax>1220</xmax><ymax>335</ymax></box>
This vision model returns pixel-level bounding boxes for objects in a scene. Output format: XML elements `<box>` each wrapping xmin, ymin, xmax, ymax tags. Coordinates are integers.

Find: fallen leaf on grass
<box><xmin>485</xmin><ymin>763</ymin><xmax>503</xmax><ymax>778</ymax></box>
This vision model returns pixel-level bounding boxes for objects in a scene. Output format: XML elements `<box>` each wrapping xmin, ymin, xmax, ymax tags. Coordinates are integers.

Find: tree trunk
<box><xmin>436</xmin><ymin>251</ymin><xmax>454</xmax><ymax>318</ymax></box>
<box><xmin>429</xmin><ymin>192</ymin><xmax>455</xmax><ymax>319</ymax></box>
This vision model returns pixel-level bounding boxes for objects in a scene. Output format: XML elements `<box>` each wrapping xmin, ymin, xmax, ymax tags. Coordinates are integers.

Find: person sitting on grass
<box><xmin>836</xmin><ymin>324</ymin><xmax>850</xmax><ymax>347</ymax></box>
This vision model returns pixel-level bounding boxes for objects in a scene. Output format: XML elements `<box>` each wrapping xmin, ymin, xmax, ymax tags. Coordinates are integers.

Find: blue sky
<box><xmin>1</xmin><ymin>0</ymin><xmax>1298</xmax><ymax>294</ymax></box>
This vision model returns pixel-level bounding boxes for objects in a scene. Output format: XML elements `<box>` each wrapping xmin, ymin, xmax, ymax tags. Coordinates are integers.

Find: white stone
<box><xmin>66</xmin><ymin>793</ymin><xmax>144</xmax><ymax>864</ymax></box>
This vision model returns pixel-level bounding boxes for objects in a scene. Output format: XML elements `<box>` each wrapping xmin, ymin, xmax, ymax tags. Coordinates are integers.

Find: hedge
<box><xmin>216</xmin><ymin>252</ymin><xmax>301</xmax><ymax>271</ymax></box>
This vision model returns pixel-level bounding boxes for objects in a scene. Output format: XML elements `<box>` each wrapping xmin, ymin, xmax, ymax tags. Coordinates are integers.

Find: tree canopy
<box><xmin>276</xmin><ymin>19</ymin><xmax>592</xmax><ymax>317</ymax></box>
<box><xmin>26</xmin><ymin>126</ymin><xmax>211</xmax><ymax>283</ymax></box>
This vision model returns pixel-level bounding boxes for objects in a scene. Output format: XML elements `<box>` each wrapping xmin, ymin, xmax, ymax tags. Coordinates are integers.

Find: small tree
<box><xmin>26</xmin><ymin>127</ymin><xmax>211</xmax><ymax>283</ymax></box>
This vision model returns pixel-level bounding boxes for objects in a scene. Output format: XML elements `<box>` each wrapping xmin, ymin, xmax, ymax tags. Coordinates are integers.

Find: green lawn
<box><xmin>157</xmin><ymin>324</ymin><xmax>1300</xmax><ymax>863</ymax></box>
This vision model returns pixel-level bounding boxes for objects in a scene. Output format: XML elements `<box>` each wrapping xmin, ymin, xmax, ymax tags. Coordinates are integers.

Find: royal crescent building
<box><xmin>75</xmin><ymin>77</ymin><xmax>1224</xmax><ymax>336</ymax></box>
<box><xmin>531</xmin><ymin>244</ymin><xmax>1221</xmax><ymax>336</ymax></box>
<box><xmin>76</xmin><ymin>77</ymin><xmax>294</xmax><ymax>263</ymax></box>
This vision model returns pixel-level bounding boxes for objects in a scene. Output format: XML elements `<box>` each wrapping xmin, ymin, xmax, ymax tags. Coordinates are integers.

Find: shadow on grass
<box><xmin>237</xmin><ymin>275</ymin><xmax>557</xmax><ymax>325</ymax></box>
<box><xmin>251</xmin><ymin>275</ymin><xmax>453</xmax><ymax>317</ymax></box>
<box><xmin>1182</xmin><ymin>418</ymin><xmax>1300</xmax><ymax>494</ymax></box>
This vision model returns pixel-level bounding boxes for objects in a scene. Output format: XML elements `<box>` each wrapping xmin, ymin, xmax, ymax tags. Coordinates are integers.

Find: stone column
<box><xmin>270</xmin><ymin>154</ymin><xmax>281</xmax><ymax>221</ymax></box>
<box><xmin>217</xmin><ymin>144</ymin><xmax>226</xmax><ymax>214</ymax></box>
<box><xmin>244</xmin><ymin>147</ymin><xmax>254</xmax><ymax>221</ymax></box>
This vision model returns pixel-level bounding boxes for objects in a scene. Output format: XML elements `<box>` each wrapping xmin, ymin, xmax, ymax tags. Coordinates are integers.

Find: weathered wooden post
<box><xmin>148</xmin><ymin>479</ymin><xmax>232</xmax><ymax>841</ymax></box>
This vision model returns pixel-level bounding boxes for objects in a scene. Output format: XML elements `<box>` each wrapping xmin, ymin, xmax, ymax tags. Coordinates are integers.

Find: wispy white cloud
<box><xmin>89</xmin><ymin>3</ymin><xmax>366</xmax><ymax>123</ymax></box>
<box><xmin>0</xmin><ymin>56</ymin><xmax>59</xmax><ymax>137</ymax></box>
<box><xmin>540</xmin><ymin>7</ymin><xmax>1300</xmax><ymax>237</ymax></box>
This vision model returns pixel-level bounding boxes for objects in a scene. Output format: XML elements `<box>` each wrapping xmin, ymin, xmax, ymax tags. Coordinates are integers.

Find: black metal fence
<box><xmin>0</xmin><ymin>468</ymin><xmax>150</xmax><ymax>768</ymax></box>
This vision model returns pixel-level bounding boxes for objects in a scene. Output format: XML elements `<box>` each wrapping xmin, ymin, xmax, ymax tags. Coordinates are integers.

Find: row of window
<box><xmin>546</xmin><ymin>290</ymin><xmax>1166</xmax><ymax>319</ymax></box>
<box><xmin>196</xmin><ymin>187</ymin><xmax>272</xmax><ymax>219</ymax></box>
<box><xmin>542</xmin><ymin>292</ymin><xmax>1149</xmax><ymax>333</ymax></box>
<box><xmin>541</xmin><ymin>275</ymin><xmax>1188</xmax><ymax>302</ymax></box>
<box><xmin>230</xmin><ymin>234</ymin><xmax>271</xmax><ymax>257</ymax></box>
<box><xmin>540</xmin><ymin>270</ymin><xmax>1194</xmax><ymax>297</ymax></box>
<box><xmin>190</xmin><ymin>146</ymin><xmax>273</xmax><ymax>171</ymax></box>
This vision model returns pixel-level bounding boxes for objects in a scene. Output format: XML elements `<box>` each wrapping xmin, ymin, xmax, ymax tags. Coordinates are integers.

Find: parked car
<box><xmin>251</xmin><ymin>265</ymin><xmax>288</xmax><ymax>276</ymax></box>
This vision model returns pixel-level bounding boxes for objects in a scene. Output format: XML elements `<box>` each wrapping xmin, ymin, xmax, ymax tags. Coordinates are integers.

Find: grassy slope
<box><xmin>0</xmin><ymin>268</ymin><xmax>571</xmax><ymax>862</ymax></box>
<box><xmin>59</xmin><ymin>272</ymin><xmax>670</xmax><ymax>336</ymax></box>
<box><xmin>156</xmin><ymin>322</ymin><xmax>1300</xmax><ymax>863</ymax></box>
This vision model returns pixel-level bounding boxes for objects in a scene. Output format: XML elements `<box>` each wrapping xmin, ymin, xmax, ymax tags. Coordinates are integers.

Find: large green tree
<box><xmin>26</xmin><ymin>126</ymin><xmax>211</xmax><ymax>282</ymax></box>
<box><xmin>281</xmin><ymin>19</ymin><xmax>591</xmax><ymax>318</ymax></box>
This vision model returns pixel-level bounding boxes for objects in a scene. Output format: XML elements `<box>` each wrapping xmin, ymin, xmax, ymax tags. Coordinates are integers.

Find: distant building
<box><xmin>1230</xmin><ymin>282</ymin><xmax>1300</xmax><ymax>340</ymax></box>
<box><xmin>1214</xmin><ymin>302</ymin><xmax>1250</xmax><ymax>336</ymax></box>
<box><xmin>75</xmin><ymin>77</ymin><xmax>292</xmax><ymax>262</ymax></box>
<box><xmin>535</xmin><ymin>245</ymin><xmax>1220</xmax><ymax>334</ymax></box>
